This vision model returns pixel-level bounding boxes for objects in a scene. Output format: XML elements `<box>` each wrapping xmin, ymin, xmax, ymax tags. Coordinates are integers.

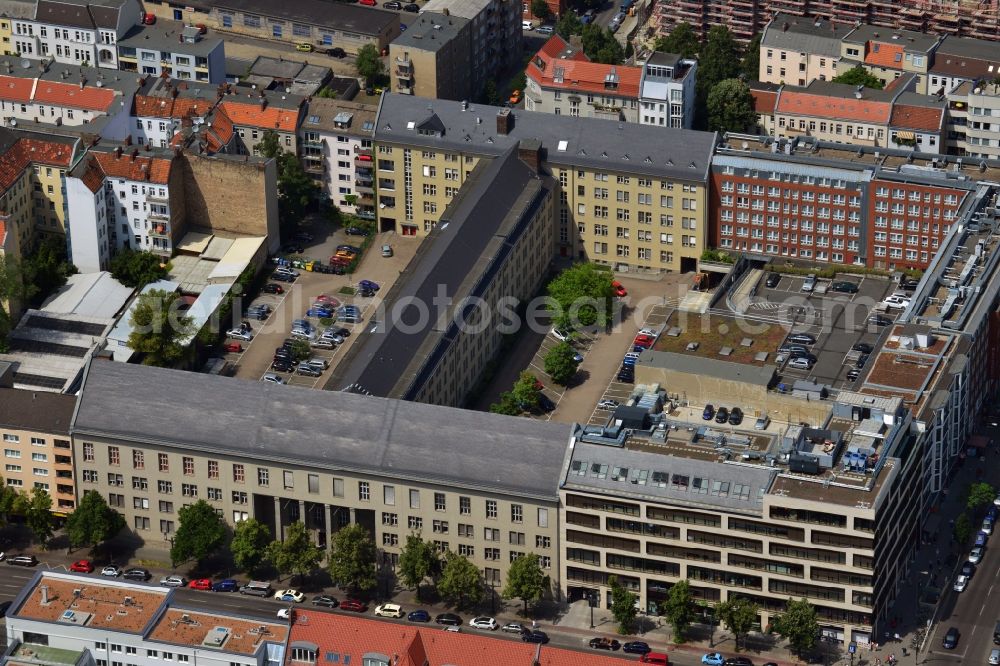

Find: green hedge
<box><xmin>765</xmin><ymin>261</ymin><xmax>924</xmax><ymax>281</ymax></box>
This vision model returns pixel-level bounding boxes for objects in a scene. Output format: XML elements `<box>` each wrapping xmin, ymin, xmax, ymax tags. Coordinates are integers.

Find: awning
<box><xmin>895</xmin><ymin>130</ymin><xmax>916</xmax><ymax>141</ymax></box>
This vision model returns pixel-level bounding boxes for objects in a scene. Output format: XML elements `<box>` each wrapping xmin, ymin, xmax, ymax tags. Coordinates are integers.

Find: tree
<box><xmin>171</xmin><ymin>499</ymin><xmax>227</xmax><ymax>566</ymax></box>
<box><xmin>609</xmin><ymin>576</ymin><xmax>638</xmax><ymax>635</ymax></box>
<box><xmin>16</xmin><ymin>487</ymin><xmax>53</xmax><ymax>545</ymax></box>
<box><xmin>398</xmin><ymin>533</ymin><xmax>437</xmax><ymax>595</ymax></box>
<box><xmin>109</xmin><ymin>249</ymin><xmax>167</xmax><ymax>289</ymax></box>
<box><xmin>707</xmin><ymin>78</ymin><xmax>758</xmax><ymax>133</ymax></box>
<box><xmin>511</xmin><ymin>69</ymin><xmax>528</xmax><ymax>94</ymax></box>
<box><xmin>231</xmin><ymin>518</ymin><xmax>272</xmax><ymax>574</ymax></box>
<box><xmin>438</xmin><ymin>551</ymin><xmax>484</xmax><ymax>608</ymax></box>
<box><xmin>503</xmin><ymin>553</ymin><xmax>547</xmax><ymax>617</ymax></box>
<box><xmin>954</xmin><ymin>511</ymin><xmax>973</xmax><ymax>543</ymax></box>
<box><xmin>0</xmin><ymin>476</ymin><xmax>18</xmax><ymax>525</ymax></box>
<box><xmin>511</xmin><ymin>371</ymin><xmax>542</xmax><ymax>412</ymax></box>
<box><xmin>267</xmin><ymin>521</ymin><xmax>322</xmax><ymax>584</ymax></box>
<box><xmin>740</xmin><ymin>33</ymin><xmax>762</xmax><ymax>81</ymax></box>
<box><xmin>127</xmin><ymin>289</ymin><xmax>193</xmax><ymax>367</ymax></box>
<box><xmin>663</xmin><ymin>579</ymin><xmax>695</xmax><ymax>642</ymax></box>
<box><xmin>544</xmin><ymin>342</ymin><xmax>580</xmax><ymax>385</ymax></box>
<box><xmin>356</xmin><ymin>44</ymin><xmax>384</xmax><ymax>83</ymax></box>
<box><xmin>489</xmin><ymin>391</ymin><xmax>521</xmax><ymax>415</ymax></box>
<box><xmin>530</xmin><ymin>0</ymin><xmax>551</xmax><ymax>20</ymax></box>
<box><xmin>482</xmin><ymin>79</ymin><xmax>500</xmax><ymax>106</ymax></box>
<box><xmin>65</xmin><ymin>490</ymin><xmax>125</xmax><ymax>550</ymax></box>
<box><xmin>653</xmin><ymin>22</ymin><xmax>699</xmax><ymax>58</ymax></box>
<box><xmin>581</xmin><ymin>24</ymin><xmax>623</xmax><ymax>64</ymax></box>
<box><xmin>258</xmin><ymin>129</ymin><xmax>282</xmax><ymax>160</ymax></box>
<box><xmin>715</xmin><ymin>597</ymin><xmax>760</xmax><ymax>651</ymax></box>
<box><xmin>327</xmin><ymin>523</ymin><xmax>377</xmax><ymax>593</ymax></box>
<box><xmin>967</xmin><ymin>482</ymin><xmax>995</xmax><ymax>513</ymax></box>
<box><xmin>831</xmin><ymin>65</ymin><xmax>884</xmax><ymax>90</ymax></box>
<box><xmin>275</xmin><ymin>151</ymin><xmax>320</xmax><ymax>238</ymax></box>
<box><xmin>546</xmin><ymin>262</ymin><xmax>614</xmax><ymax>329</ymax></box>
<box><xmin>697</xmin><ymin>25</ymin><xmax>741</xmax><ymax>100</ymax></box>
<box><xmin>21</xmin><ymin>236</ymin><xmax>76</xmax><ymax>307</ymax></box>
<box><xmin>772</xmin><ymin>598</ymin><xmax>819</xmax><ymax>658</ymax></box>
<box><xmin>555</xmin><ymin>11</ymin><xmax>582</xmax><ymax>40</ymax></box>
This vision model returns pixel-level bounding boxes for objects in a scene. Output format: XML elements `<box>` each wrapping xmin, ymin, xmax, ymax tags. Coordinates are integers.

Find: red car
<box><xmin>340</xmin><ymin>599</ymin><xmax>367</xmax><ymax>612</ymax></box>
<box><xmin>188</xmin><ymin>578</ymin><xmax>212</xmax><ymax>591</ymax></box>
<box><xmin>69</xmin><ymin>559</ymin><xmax>93</xmax><ymax>573</ymax></box>
<box><xmin>634</xmin><ymin>336</ymin><xmax>654</xmax><ymax>346</ymax></box>
<box><xmin>612</xmin><ymin>280</ymin><xmax>627</xmax><ymax>297</ymax></box>
<box><xmin>224</xmin><ymin>342</ymin><xmax>243</xmax><ymax>353</ymax></box>
<box><xmin>329</xmin><ymin>255</ymin><xmax>352</xmax><ymax>266</ymax></box>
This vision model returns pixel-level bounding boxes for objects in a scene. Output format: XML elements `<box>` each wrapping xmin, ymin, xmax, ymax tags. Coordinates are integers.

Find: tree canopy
<box><xmin>127</xmin><ymin>289</ymin><xmax>193</xmax><ymax>367</ymax></box>
<box><xmin>663</xmin><ymin>579</ymin><xmax>695</xmax><ymax>641</ymax></box>
<box><xmin>327</xmin><ymin>523</ymin><xmax>377</xmax><ymax>593</ymax></box>
<box><xmin>772</xmin><ymin>598</ymin><xmax>819</xmax><ymax>657</ymax></box>
<box><xmin>438</xmin><ymin>551</ymin><xmax>484</xmax><ymax>608</ymax></box>
<box><xmin>16</xmin><ymin>487</ymin><xmax>53</xmax><ymax>545</ymax></box>
<box><xmin>503</xmin><ymin>553</ymin><xmax>547</xmax><ymax>617</ymax></box>
<box><xmin>546</xmin><ymin>262</ymin><xmax>614</xmax><ymax>329</ymax></box>
<box><xmin>398</xmin><ymin>533</ymin><xmax>437</xmax><ymax>594</ymax></box>
<box><xmin>954</xmin><ymin>511</ymin><xmax>973</xmax><ymax>543</ymax></box>
<box><xmin>530</xmin><ymin>0</ymin><xmax>551</xmax><ymax>20</ymax></box>
<box><xmin>544</xmin><ymin>342</ymin><xmax>580</xmax><ymax>386</ymax></box>
<box><xmin>268</xmin><ymin>521</ymin><xmax>322</xmax><ymax>584</ymax></box>
<box><xmin>581</xmin><ymin>24</ymin><xmax>624</xmax><ymax>65</ymax></box>
<box><xmin>356</xmin><ymin>44</ymin><xmax>385</xmax><ymax>83</ymax></box>
<box><xmin>698</xmin><ymin>26</ymin><xmax>741</xmax><ymax>101</ymax></box>
<box><xmin>654</xmin><ymin>22</ymin><xmax>699</xmax><ymax>58</ymax></box>
<box><xmin>512</xmin><ymin>371</ymin><xmax>543</xmax><ymax>412</ymax></box>
<box><xmin>66</xmin><ymin>491</ymin><xmax>125</xmax><ymax>550</ymax></box>
<box><xmin>231</xmin><ymin>518</ymin><xmax>272</xmax><ymax>574</ymax></box>
<box><xmin>831</xmin><ymin>65</ymin><xmax>884</xmax><ymax>89</ymax></box>
<box><xmin>707</xmin><ymin>78</ymin><xmax>758</xmax><ymax>134</ymax></box>
<box><xmin>609</xmin><ymin>576</ymin><xmax>638</xmax><ymax>634</ymax></box>
<box><xmin>741</xmin><ymin>33</ymin><xmax>762</xmax><ymax>81</ymax></box>
<box><xmin>21</xmin><ymin>236</ymin><xmax>76</xmax><ymax>307</ymax></box>
<box><xmin>715</xmin><ymin>596</ymin><xmax>760</xmax><ymax>650</ymax></box>
<box><xmin>967</xmin><ymin>482</ymin><xmax>995</xmax><ymax>513</ymax></box>
<box><xmin>109</xmin><ymin>249</ymin><xmax>167</xmax><ymax>289</ymax></box>
<box><xmin>171</xmin><ymin>499</ymin><xmax>227</xmax><ymax>565</ymax></box>
<box><xmin>555</xmin><ymin>12</ymin><xmax>582</xmax><ymax>40</ymax></box>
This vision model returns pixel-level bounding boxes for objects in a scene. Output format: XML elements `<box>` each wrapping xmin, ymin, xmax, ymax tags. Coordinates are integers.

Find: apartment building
<box><xmin>753</xmin><ymin>76</ymin><xmax>946</xmax><ymax>154</ymax></box>
<box><xmin>0</xmin><ymin>0</ymin><xmax>34</xmax><ymax>55</ymax></box>
<box><xmin>524</xmin><ymin>35</ymin><xmax>641</xmax><ymax>123</ymax></box>
<box><xmin>944</xmin><ymin>81</ymin><xmax>1000</xmax><ymax>160</ymax></box>
<box><xmin>373</xmin><ymin>93</ymin><xmax>716</xmax><ymax>273</ymax></box>
<box><xmin>0</xmin><ymin>382</ymin><xmax>77</xmax><ymax>511</ymax></box>
<box><xmin>7</xmin><ymin>571</ymin><xmax>290</xmax><ymax>666</ymax></box>
<box><xmin>299</xmin><ymin>98</ymin><xmax>376</xmax><ymax>216</ymax></box>
<box><xmin>72</xmin><ymin>361</ymin><xmax>567</xmax><ymax>585</ymax></box>
<box><xmin>15</xmin><ymin>0</ymin><xmax>142</xmax><ymax>68</ymax></box>
<box><xmin>928</xmin><ymin>36</ymin><xmax>1000</xmax><ymax>97</ymax></box>
<box><xmin>217</xmin><ymin>87</ymin><xmax>305</xmax><ymax>156</ymax></box>
<box><xmin>709</xmin><ymin>134</ymin><xmax>975</xmax><ymax>270</ymax></box>
<box><xmin>0</xmin><ymin>55</ymin><xmax>137</xmax><ymax>140</ymax></box>
<box><xmin>118</xmin><ymin>20</ymin><xmax>225</xmax><ymax>84</ymax></box>
<box><xmin>66</xmin><ymin>144</ymin><xmax>180</xmax><ymax>270</ymax></box>
<box><xmin>329</xmin><ymin>136</ymin><xmax>554</xmax><ymax>408</ymax></box>
<box><xmin>638</xmin><ymin>51</ymin><xmax>697</xmax><ymax>130</ymax></box>
<box><xmin>141</xmin><ymin>0</ymin><xmax>401</xmax><ymax>56</ymax></box>
<box><xmin>388</xmin><ymin>12</ymin><xmax>471</xmax><ymax>101</ymax></box>
<box><xmin>758</xmin><ymin>14</ymin><xmax>844</xmax><ymax>86</ymax></box>
<box><xmin>130</xmin><ymin>75</ymin><xmax>221</xmax><ymax>149</ymax></box>
<box><xmin>838</xmin><ymin>24</ymin><xmax>941</xmax><ymax>95</ymax></box>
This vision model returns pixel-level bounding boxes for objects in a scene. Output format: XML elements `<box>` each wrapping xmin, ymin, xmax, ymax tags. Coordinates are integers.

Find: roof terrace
<box><xmin>147</xmin><ymin>609</ymin><xmax>288</xmax><ymax>655</ymax></box>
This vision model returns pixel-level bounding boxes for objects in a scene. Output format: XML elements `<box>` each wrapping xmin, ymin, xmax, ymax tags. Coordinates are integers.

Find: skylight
<box><xmin>557</xmin><ymin>140</ymin><xmax>568</xmax><ymax>151</ymax></box>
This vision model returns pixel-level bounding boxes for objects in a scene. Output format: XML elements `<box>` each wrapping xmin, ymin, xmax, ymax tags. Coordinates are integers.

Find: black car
<box><xmin>729</xmin><ymin>407</ymin><xmax>744</xmax><ymax>426</ymax></box>
<box><xmin>122</xmin><ymin>567</ymin><xmax>151</xmax><ymax>581</ymax></box>
<box><xmin>329</xmin><ymin>327</ymin><xmax>351</xmax><ymax>338</ymax></box>
<box><xmin>292</xmin><ymin>231</ymin><xmax>314</xmax><ymax>242</ymax></box>
<box><xmin>869</xmin><ymin>314</ymin><xmax>893</xmax><ymax>327</ymax></box>
<box><xmin>271</xmin><ymin>273</ymin><xmax>294</xmax><ymax>283</ymax></box>
<box><xmin>435</xmin><ymin>613</ymin><xmax>462</xmax><ymax>626</ymax></box>
<box><xmin>899</xmin><ymin>278</ymin><xmax>920</xmax><ymax>291</ymax></box>
<box><xmin>311</xmin><ymin>595</ymin><xmax>338</xmax><ymax>608</ymax></box>
<box><xmin>408</xmin><ymin>609</ymin><xmax>431</xmax><ymax>622</ymax></box>
<box><xmin>272</xmin><ymin>360</ymin><xmax>294</xmax><ymax>372</ymax></box>
<box><xmin>383</xmin><ymin>0</ymin><xmax>402</xmax><ymax>7</ymax></box>
<box><xmin>942</xmin><ymin>627</ymin><xmax>960</xmax><ymax>649</ymax></box>
<box><xmin>403</xmin><ymin>2</ymin><xmax>419</xmax><ymax>11</ymax></box>
<box><xmin>724</xmin><ymin>658</ymin><xmax>755</xmax><ymax>666</ymax></box>
<box><xmin>358</xmin><ymin>288</ymin><xmax>376</xmax><ymax>298</ymax></box>
<box><xmin>790</xmin><ymin>350</ymin><xmax>818</xmax><ymax>363</ymax></box>
<box><xmin>961</xmin><ymin>561</ymin><xmax>976</xmax><ymax>577</ymax></box>
<box><xmin>830</xmin><ymin>281</ymin><xmax>859</xmax><ymax>294</ymax></box>
<box><xmin>787</xmin><ymin>333</ymin><xmax>816</xmax><ymax>345</ymax></box>
<box><xmin>522</xmin><ymin>630</ymin><xmax>549</xmax><ymax>644</ymax></box>
<box><xmin>855</xmin><ymin>354</ymin><xmax>870</xmax><ymax>368</ymax></box>
<box><xmin>852</xmin><ymin>342</ymin><xmax>874</xmax><ymax>354</ymax></box>
<box><xmin>715</xmin><ymin>407</ymin><xmax>730</xmax><ymax>424</ymax></box>
<box><xmin>346</xmin><ymin>226</ymin><xmax>371</xmax><ymax>236</ymax></box>
<box><xmin>538</xmin><ymin>393</ymin><xmax>556</xmax><ymax>413</ymax></box>
<box><xmin>778</xmin><ymin>344</ymin><xmax>809</xmax><ymax>355</ymax></box>
<box><xmin>617</xmin><ymin>369</ymin><xmax>634</xmax><ymax>383</ymax></box>
<box><xmin>588</xmin><ymin>638</ymin><xmax>621</xmax><ymax>651</ymax></box>
<box><xmin>765</xmin><ymin>272</ymin><xmax>780</xmax><ymax>288</ymax></box>
<box><xmin>262</xmin><ymin>283</ymin><xmax>284</xmax><ymax>294</ymax></box>
<box><xmin>846</xmin><ymin>369</ymin><xmax>861</xmax><ymax>382</ymax></box>
<box><xmin>325</xmin><ymin>47</ymin><xmax>346</xmax><ymax>57</ymax></box>
<box><xmin>622</xmin><ymin>641</ymin><xmax>651</xmax><ymax>655</ymax></box>
<box><xmin>282</xmin><ymin>244</ymin><xmax>304</xmax><ymax>254</ymax></box>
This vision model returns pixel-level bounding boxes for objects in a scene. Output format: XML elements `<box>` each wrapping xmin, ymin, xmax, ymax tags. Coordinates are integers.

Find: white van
<box><xmin>522</xmin><ymin>20</ymin><xmax>532</xmax><ymax>29</ymax></box>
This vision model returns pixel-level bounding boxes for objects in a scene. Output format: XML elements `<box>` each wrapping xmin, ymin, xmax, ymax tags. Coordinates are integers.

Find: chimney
<box><xmin>518</xmin><ymin>138</ymin><xmax>541</xmax><ymax>173</ymax></box>
<box><xmin>260</xmin><ymin>97</ymin><xmax>268</xmax><ymax>110</ymax></box>
<box><xmin>115</xmin><ymin>146</ymin><xmax>123</xmax><ymax>159</ymax></box>
<box><xmin>496</xmin><ymin>107</ymin><xmax>513</xmax><ymax>135</ymax></box>
<box><xmin>569</xmin><ymin>34</ymin><xmax>583</xmax><ymax>49</ymax></box>
<box><xmin>80</xmin><ymin>77</ymin><xmax>86</xmax><ymax>89</ymax></box>
<box><xmin>782</xmin><ymin>21</ymin><xmax>789</xmax><ymax>31</ymax></box>
<box><xmin>40</xmin><ymin>585</ymin><xmax>49</xmax><ymax>605</ymax></box>
<box><xmin>131</xmin><ymin>148</ymin><xmax>140</xmax><ymax>160</ymax></box>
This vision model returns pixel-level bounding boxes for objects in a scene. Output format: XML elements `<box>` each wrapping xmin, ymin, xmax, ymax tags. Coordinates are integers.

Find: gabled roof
<box><xmin>889</xmin><ymin>103</ymin><xmax>943</xmax><ymax>131</ymax></box>
<box><xmin>777</xmin><ymin>89</ymin><xmax>892</xmax><ymax>123</ymax></box>
<box><xmin>32</xmin><ymin>78</ymin><xmax>117</xmax><ymax>111</ymax></box>
<box><xmin>760</xmin><ymin>13</ymin><xmax>845</xmax><ymax>57</ymax></box>
<box><xmin>0</xmin><ymin>135</ymin><xmax>75</xmax><ymax>191</ymax></box>
<box><xmin>526</xmin><ymin>35</ymin><xmax>641</xmax><ymax>99</ymax></box>
<box><xmin>0</xmin><ymin>76</ymin><xmax>34</xmax><ymax>104</ymax></box>
<box><xmin>218</xmin><ymin>98</ymin><xmax>301</xmax><ymax>132</ymax></box>
<box><xmin>749</xmin><ymin>84</ymin><xmax>779</xmax><ymax>114</ymax></box>
<box><xmin>864</xmin><ymin>42</ymin><xmax>905</xmax><ymax>70</ymax></box>
<box><xmin>202</xmin><ymin>105</ymin><xmax>235</xmax><ymax>152</ymax></box>
<box><xmin>35</xmin><ymin>0</ymin><xmax>96</xmax><ymax>30</ymax></box>
<box><xmin>415</xmin><ymin>112</ymin><xmax>445</xmax><ymax>134</ymax></box>
<box><xmin>89</xmin><ymin>147</ymin><xmax>173</xmax><ymax>184</ymax></box>
<box><xmin>134</xmin><ymin>94</ymin><xmax>214</xmax><ymax>119</ymax></box>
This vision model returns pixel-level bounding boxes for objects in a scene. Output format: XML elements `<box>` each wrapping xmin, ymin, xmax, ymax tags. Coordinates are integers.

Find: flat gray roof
<box><xmin>375</xmin><ymin>93</ymin><xmax>717</xmax><ymax>182</ymax></box>
<box><xmin>120</xmin><ymin>23</ymin><xmax>224</xmax><ymax>57</ymax></box>
<box><xmin>842</xmin><ymin>24</ymin><xmax>940</xmax><ymax>52</ymax></box>
<box><xmin>72</xmin><ymin>361</ymin><xmax>570</xmax><ymax>501</ymax></box>
<box><xmin>0</xmin><ymin>388</ymin><xmax>76</xmax><ymax>434</ymax></box>
<box><xmin>392</xmin><ymin>12</ymin><xmax>468</xmax><ymax>53</ymax></box>
<box><xmin>934</xmin><ymin>34</ymin><xmax>1000</xmax><ymax>61</ymax></box>
<box><xmin>561</xmin><ymin>438</ymin><xmax>775</xmax><ymax>515</ymax></box>
<box><xmin>182</xmin><ymin>0</ymin><xmax>399</xmax><ymax>36</ymax></box>
<box><xmin>302</xmin><ymin>98</ymin><xmax>376</xmax><ymax>136</ymax></box>
<box><xmin>421</xmin><ymin>0</ymin><xmax>491</xmax><ymax>20</ymax></box>
<box><xmin>637</xmin><ymin>350</ymin><xmax>777</xmax><ymax>386</ymax></box>
<box><xmin>761</xmin><ymin>13</ymin><xmax>844</xmax><ymax>57</ymax></box>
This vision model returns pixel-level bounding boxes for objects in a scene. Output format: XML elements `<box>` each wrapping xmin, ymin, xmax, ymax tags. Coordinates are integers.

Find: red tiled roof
<box><xmin>0</xmin><ymin>76</ymin><xmax>34</xmax><ymax>104</ymax></box>
<box><xmin>78</xmin><ymin>158</ymin><xmax>104</xmax><ymax>193</ymax></box>
<box><xmin>889</xmin><ymin>104</ymin><xmax>943</xmax><ymax>131</ymax></box>
<box><xmin>526</xmin><ymin>35</ymin><xmax>640</xmax><ymax>98</ymax></box>
<box><xmin>134</xmin><ymin>94</ymin><xmax>214</xmax><ymax>119</ymax></box>
<box><xmin>33</xmin><ymin>80</ymin><xmax>116</xmax><ymax>112</ymax></box>
<box><xmin>864</xmin><ymin>43</ymin><xmax>904</xmax><ymax>69</ymax></box>
<box><xmin>204</xmin><ymin>105</ymin><xmax>235</xmax><ymax>152</ymax></box>
<box><xmin>776</xmin><ymin>90</ymin><xmax>892</xmax><ymax>123</ymax></box>
<box><xmin>751</xmin><ymin>89</ymin><xmax>778</xmax><ymax>114</ymax></box>
<box><xmin>219</xmin><ymin>99</ymin><xmax>300</xmax><ymax>132</ymax></box>
<box><xmin>90</xmin><ymin>149</ymin><xmax>172</xmax><ymax>184</ymax></box>
<box><xmin>0</xmin><ymin>138</ymin><xmax>74</xmax><ymax>191</ymax></box>
<box><xmin>289</xmin><ymin>611</ymin><xmax>636</xmax><ymax>666</ymax></box>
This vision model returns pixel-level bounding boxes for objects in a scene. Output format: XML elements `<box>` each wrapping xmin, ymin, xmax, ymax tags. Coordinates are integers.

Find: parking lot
<box><xmin>522</xmin><ymin>328</ymin><xmax>599</xmax><ymax>419</ymax></box>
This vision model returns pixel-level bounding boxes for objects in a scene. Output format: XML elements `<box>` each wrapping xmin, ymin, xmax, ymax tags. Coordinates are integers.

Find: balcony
<box><xmin>355</xmin><ymin>180</ymin><xmax>374</xmax><ymax>194</ymax></box>
<box><xmin>146</xmin><ymin>192</ymin><xmax>169</xmax><ymax>204</ymax></box>
<box><xmin>304</xmin><ymin>160</ymin><xmax>326</xmax><ymax>174</ymax></box>
<box><xmin>354</xmin><ymin>145</ymin><xmax>373</xmax><ymax>157</ymax></box>
<box><xmin>149</xmin><ymin>223</ymin><xmax>170</xmax><ymax>238</ymax></box>
<box><xmin>354</xmin><ymin>154</ymin><xmax>374</xmax><ymax>168</ymax></box>
<box><xmin>356</xmin><ymin>209</ymin><xmax>376</xmax><ymax>221</ymax></box>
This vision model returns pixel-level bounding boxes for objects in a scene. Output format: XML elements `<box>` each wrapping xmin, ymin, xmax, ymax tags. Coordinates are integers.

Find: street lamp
<box><xmin>589</xmin><ymin>590</ymin><xmax>597</xmax><ymax>629</ymax></box>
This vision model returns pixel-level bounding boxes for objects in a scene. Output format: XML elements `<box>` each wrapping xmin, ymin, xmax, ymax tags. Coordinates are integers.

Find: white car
<box><xmin>261</xmin><ymin>373</ymin><xmax>284</xmax><ymax>385</ymax></box>
<box><xmin>274</xmin><ymin>589</ymin><xmax>305</xmax><ymax>603</ymax></box>
<box><xmin>995</xmin><ymin>492</ymin><xmax>1000</xmax><ymax>507</ymax></box>
<box><xmin>953</xmin><ymin>574</ymin><xmax>969</xmax><ymax>592</ymax></box>
<box><xmin>101</xmin><ymin>565</ymin><xmax>122</xmax><ymax>577</ymax></box>
<box><xmin>227</xmin><ymin>329</ymin><xmax>253</xmax><ymax>341</ymax></box>
<box><xmin>638</xmin><ymin>328</ymin><xmax>659</xmax><ymax>337</ymax></box>
<box><xmin>969</xmin><ymin>546</ymin><xmax>984</xmax><ymax>564</ymax></box>
<box><xmin>989</xmin><ymin>648</ymin><xmax>1000</xmax><ymax>665</ymax></box>
<box><xmin>598</xmin><ymin>399</ymin><xmax>620</xmax><ymax>410</ymax></box>
<box><xmin>882</xmin><ymin>295</ymin><xmax>911</xmax><ymax>310</ymax></box>
<box><xmin>374</xmin><ymin>603</ymin><xmax>404</xmax><ymax>618</ymax></box>
<box><xmin>274</xmin><ymin>267</ymin><xmax>300</xmax><ymax>278</ymax></box>
<box><xmin>984</xmin><ymin>519</ymin><xmax>995</xmax><ymax>535</ymax></box>
<box><xmin>754</xmin><ymin>416</ymin><xmax>771</xmax><ymax>430</ymax></box>
<box><xmin>801</xmin><ymin>273</ymin><xmax>817</xmax><ymax>292</ymax></box>
<box><xmin>277</xmin><ymin>608</ymin><xmax>293</xmax><ymax>620</ymax></box>
<box><xmin>788</xmin><ymin>357</ymin><xmax>814</xmax><ymax>370</ymax></box>
<box><xmin>468</xmin><ymin>616</ymin><xmax>498</xmax><ymax>631</ymax></box>
<box><xmin>551</xmin><ymin>328</ymin><xmax>570</xmax><ymax>342</ymax></box>
<box><xmin>160</xmin><ymin>575</ymin><xmax>187</xmax><ymax>587</ymax></box>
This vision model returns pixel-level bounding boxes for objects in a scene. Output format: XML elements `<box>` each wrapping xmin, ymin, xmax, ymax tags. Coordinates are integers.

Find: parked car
<box><xmin>282</xmin><ymin>244</ymin><xmax>304</xmax><ymax>254</ymax></box>
<box><xmin>855</xmin><ymin>354</ymin><xmax>870</xmax><ymax>369</ymax></box>
<box><xmin>345</xmin><ymin>226</ymin><xmax>370</xmax><ymax>236</ymax></box>
<box><xmin>310</xmin><ymin>594</ymin><xmax>338</xmax><ymax>607</ymax></box>
<box><xmin>123</xmin><ymin>567</ymin><xmax>150</xmax><ymax>581</ymax></box>
<box><xmin>358</xmin><ymin>279</ymin><xmax>380</xmax><ymax>291</ymax></box>
<box><xmin>612</xmin><ymin>280</ymin><xmax>627</xmax><ymax>297</ymax></box>
<box><xmin>212</xmin><ymin>579</ymin><xmax>239</xmax><ymax>592</ymax></box>
<box><xmin>953</xmin><ymin>574</ymin><xmax>970</xmax><ymax>592</ymax></box>
<box><xmin>778</xmin><ymin>344</ymin><xmax>809</xmax><ymax>355</ymax></box>
<box><xmin>588</xmin><ymin>638</ymin><xmax>621</xmax><ymax>651</ymax></box>
<box><xmin>275</xmin><ymin>589</ymin><xmax>305</xmax><ymax>603</ymax></box>
<box><xmin>536</xmin><ymin>25</ymin><xmax>553</xmax><ymax>34</ymax></box>
<box><xmin>788</xmin><ymin>357</ymin><xmax>814</xmax><ymax>370</ymax></box>
<box><xmin>787</xmin><ymin>333</ymin><xmax>816</xmax><ymax>345</ymax></box>
<box><xmin>374</xmin><ymin>603</ymin><xmax>404</xmax><ymax>618</ymax></box>
<box><xmin>469</xmin><ymin>616</ymin><xmax>498</xmax><ymax>630</ymax></box>
<box><xmin>101</xmin><ymin>565</ymin><xmax>122</xmax><ymax>577</ymax></box>
<box><xmin>296</xmin><ymin>363</ymin><xmax>322</xmax><ymax>377</ymax></box>
<box><xmin>882</xmin><ymin>294</ymin><xmax>911</xmax><ymax>310</ymax></box>
<box><xmin>340</xmin><ymin>599</ymin><xmax>367</xmax><ymax>612</ymax></box>
<box><xmin>852</xmin><ymin>342</ymin><xmax>873</xmax><ymax>354</ymax></box>
<box><xmin>598</xmin><ymin>399</ymin><xmax>620</xmax><ymax>410</ymax></box>
<box><xmin>623</xmin><ymin>641</ymin><xmax>652</xmax><ymax>655</ymax></box>
<box><xmin>961</xmin><ymin>561</ymin><xmax>977</xmax><ymax>578</ymax></box>
<box><xmin>69</xmin><ymin>560</ymin><xmax>94</xmax><ymax>573</ymax></box>
<box><xmin>502</xmin><ymin>622</ymin><xmax>527</xmax><ymax>634</ymax></box>
<box><xmin>765</xmin><ymin>272</ymin><xmax>780</xmax><ymax>288</ymax></box>
<box><xmin>724</xmin><ymin>658</ymin><xmax>755</xmax><ymax>666</ymax></box>
<box><xmin>403</xmin><ymin>2</ymin><xmax>419</xmax><ymax>11</ymax></box>
<box><xmin>754</xmin><ymin>416</ymin><xmax>771</xmax><ymax>430</ymax></box>
<box><xmin>728</xmin><ymin>407</ymin><xmax>744</xmax><ymax>425</ymax></box>
<box><xmin>984</xmin><ymin>517</ymin><xmax>995</xmax><ymax>535</ymax></box>
<box><xmin>384</xmin><ymin>0</ymin><xmax>402</xmax><ymax>7</ymax></box>
<box><xmin>381</xmin><ymin>244</ymin><xmax>393</xmax><ymax>257</ymax></box>
<box><xmin>261</xmin><ymin>373</ymin><xmax>285</xmax><ymax>385</ymax></box>
<box><xmin>227</xmin><ymin>328</ymin><xmax>253</xmax><ymax>341</ymax></box>
<box><xmin>224</xmin><ymin>342</ymin><xmax>243</xmax><ymax>353</ymax></box>
<box><xmin>551</xmin><ymin>328</ymin><xmax>571</xmax><ymax>342</ymax></box>
<box><xmin>942</xmin><ymin>627</ymin><xmax>960</xmax><ymax>649</ymax></box>
<box><xmin>435</xmin><ymin>613</ymin><xmax>462</xmax><ymax>626</ymax></box>
<box><xmin>714</xmin><ymin>406</ymin><xmax>729</xmax><ymax>423</ymax></box>
<box><xmin>262</xmin><ymin>283</ymin><xmax>284</xmax><ymax>294</ymax></box>
<box><xmin>407</xmin><ymin>609</ymin><xmax>431</xmax><ymax>622</ymax></box>
<box><xmin>160</xmin><ymin>575</ymin><xmax>187</xmax><ymax>587</ymax></box>
<box><xmin>306</xmin><ymin>308</ymin><xmax>334</xmax><ymax>318</ymax></box>
<box><xmin>522</xmin><ymin>630</ymin><xmax>549</xmax><ymax>644</ymax></box>
<box><xmin>326</xmin><ymin>47</ymin><xmax>346</xmax><ymax>57</ymax></box>
<box><xmin>846</xmin><ymin>368</ymin><xmax>861</xmax><ymax>382</ymax></box>
<box><xmin>831</xmin><ymin>280</ymin><xmax>859</xmax><ymax>294</ymax></box>
<box><xmin>801</xmin><ymin>273</ymin><xmax>817</xmax><ymax>292</ymax></box>
<box><xmin>702</xmin><ymin>404</ymin><xmax>715</xmax><ymax>420</ymax></box>
<box><xmin>277</xmin><ymin>608</ymin><xmax>293</xmax><ymax>620</ymax></box>
<box><xmin>869</xmin><ymin>314</ymin><xmax>893</xmax><ymax>327</ymax></box>
<box><xmin>617</xmin><ymin>368</ymin><xmax>634</xmax><ymax>383</ymax></box>
<box><xmin>702</xmin><ymin>656</ymin><xmax>726</xmax><ymax>666</ymax></box>
<box><xmin>295</xmin><ymin>43</ymin><xmax>313</xmax><ymax>53</ymax></box>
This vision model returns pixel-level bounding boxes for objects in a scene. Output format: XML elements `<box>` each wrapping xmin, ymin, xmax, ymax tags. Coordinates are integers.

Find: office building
<box><xmin>118</xmin><ymin>20</ymin><xmax>225</xmax><ymax>84</ymax></box>
<box><xmin>638</xmin><ymin>52</ymin><xmax>697</xmax><ymax>130</ymax></box>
